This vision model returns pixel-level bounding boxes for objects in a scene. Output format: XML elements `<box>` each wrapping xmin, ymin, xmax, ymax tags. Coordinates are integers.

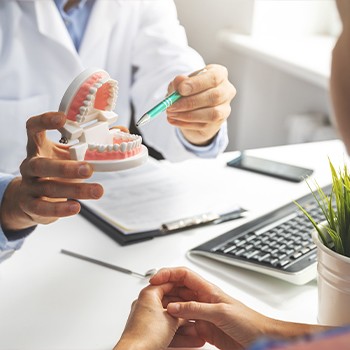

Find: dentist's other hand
<box><xmin>0</xmin><ymin>112</ymin><xmax>103</xmax><ymax>232</ymax></box>
<box><xmin>167</xmin><ymin>64</ymin><xmax>236</xmax><ymax>146</ymax></box>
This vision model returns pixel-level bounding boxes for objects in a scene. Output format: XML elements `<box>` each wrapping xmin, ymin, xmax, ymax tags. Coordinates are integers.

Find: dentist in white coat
<box><xmin>0</xmin><ymin>0</ymin><xmax>235</xmax><ymax>261</ymax></box>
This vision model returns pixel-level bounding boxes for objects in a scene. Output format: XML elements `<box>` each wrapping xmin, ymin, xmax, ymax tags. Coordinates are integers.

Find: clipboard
<box><xmin>79</xmin><ymin>202</ymin><xmax>245</xmax><ymax>245</ymax></box>
<box><xmin>78</xmin><ymin>157</ymin><xmax>246</xmax><ymax>245</ymax></box>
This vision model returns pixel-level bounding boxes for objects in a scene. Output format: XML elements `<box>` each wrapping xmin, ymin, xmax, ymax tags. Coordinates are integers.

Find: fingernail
<box><xmin>69</xmin><ymin>202</ymin><xmax>80</xmax><ymax>213</ymax></box>
<box><xmin>181</xmin><ymin>83</ymin><xmax>192</xmax><ymax>95</ymax></box>
<box><xmin>52</xmin><ymin>114</ymin><xmax>63</xmax><ymax>125</ymax></box>
<box><xmin>78</xmin><ymin>165</ymin><xmax>90</xmax><ymax>177</ymax></box>
<box><xmin>168</xmin><ymin>303</ymin><xmax>180</xmax><ymax>314</ymax></box>
<box><xmin>92</xmin><ymin>186</ymin><xmax>103</xmax><ymax>199</ymax></box>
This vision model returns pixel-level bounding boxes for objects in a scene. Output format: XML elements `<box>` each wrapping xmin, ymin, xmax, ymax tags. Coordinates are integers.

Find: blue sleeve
<box><xmin>248</xmin><ymin>326</ymin><xmax>350</xmax><ymax>350</ymax></box>
<box><xmin>175</xmin><ymin>122</ymin><xmax>229</xmax><ymax>158</ymax></box>
<box><xmin>0</xmin><ymin>174</ymin><xmax>32</xmax><ymax>263</ymax></box>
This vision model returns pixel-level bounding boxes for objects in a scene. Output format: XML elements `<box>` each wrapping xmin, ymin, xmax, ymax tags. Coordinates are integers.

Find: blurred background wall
<box><xmin>174</xmin><ymin>0</ymin><xmax>341</xmax><ymax>151</ymax></box>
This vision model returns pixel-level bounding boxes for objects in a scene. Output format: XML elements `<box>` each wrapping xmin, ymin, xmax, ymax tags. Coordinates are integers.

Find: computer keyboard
<box><xmin>188</xmin><ymin>184</ymin><xmax>332</xmax><ymax>285</ymax></box>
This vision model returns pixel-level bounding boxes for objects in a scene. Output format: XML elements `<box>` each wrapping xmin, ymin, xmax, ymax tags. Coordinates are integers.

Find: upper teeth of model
<box><xmin>75</xmin><ymin>79</ymin><xmax>118</xmax><ymax>123</ymax></box>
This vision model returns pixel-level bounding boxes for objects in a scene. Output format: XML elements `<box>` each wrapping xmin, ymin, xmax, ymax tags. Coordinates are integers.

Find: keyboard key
<box><xmin>223</xmin><ymin>245</ymin><xmax>237</xmax><ymax>253</ymax></box>
<box><xmin>258</xmin><ymin>253</ymin><xmax>271</xmax><ymax>262</ymax></box>
<box><xmin>292</xmin><ymin>252</ymin><xmax>302</xmax><ymax>259</ymax></box>
<box><xmin>277</xmin><ymin>259</ymin><xmax>290</xmax><ymax>267</ymax></box>
<box><xmin>234</xmin><ymin>248</ymin><xmax>246</xmax><ymax>256</ymax></box>
<box><xmin>244</xmin><ymin>250</ymin><xmax>260</xmax><ymax>259</ymax></box>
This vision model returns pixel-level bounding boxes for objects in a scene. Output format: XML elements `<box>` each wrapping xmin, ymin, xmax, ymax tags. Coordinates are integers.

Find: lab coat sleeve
<box><xmin>130</xmin><ymin>0</ymin><xmax>228</xmax><ymax>162</ymax></box>
<box><xmin>0</xmin><ymin>174</ymin><xmax>28</xmax><ymax>263</ymax></box>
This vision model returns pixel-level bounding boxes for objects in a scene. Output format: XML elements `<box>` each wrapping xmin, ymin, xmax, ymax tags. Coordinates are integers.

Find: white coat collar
<box><xmin>34</xmin><ymin>1</ymin><xmax>78</xmax><ymax>57</ymax></box>
<box><xmin>33</xmin><ymin>1</ymin><xmax>121</xmax><ymax>61</ymax></box>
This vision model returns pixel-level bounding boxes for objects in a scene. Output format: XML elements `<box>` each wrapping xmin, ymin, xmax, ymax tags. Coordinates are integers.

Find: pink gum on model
<box><xmin>58</xmin><ymin>68</ymin><xmax>145</xmax><ymax>166</ymax></box>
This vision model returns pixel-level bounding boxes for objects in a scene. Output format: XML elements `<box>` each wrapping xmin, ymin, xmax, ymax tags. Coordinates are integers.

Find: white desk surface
<box><xmin>0</xmin><ymin>140</ymin><xmax>347</xmax><ymax>350</ymax></box>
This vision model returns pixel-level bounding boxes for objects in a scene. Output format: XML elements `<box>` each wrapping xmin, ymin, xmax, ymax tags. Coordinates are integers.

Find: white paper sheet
<box><xmin>82</xmin><ymin>158</ymin><xmax>241</xmax><ymax>234</ymax></box>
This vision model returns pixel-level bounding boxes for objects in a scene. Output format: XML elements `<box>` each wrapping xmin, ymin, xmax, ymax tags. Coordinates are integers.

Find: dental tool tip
<box><xmin>136</xmin><ymin>113</ymin><xmax>151</xmax><ymax>127</ymax></box>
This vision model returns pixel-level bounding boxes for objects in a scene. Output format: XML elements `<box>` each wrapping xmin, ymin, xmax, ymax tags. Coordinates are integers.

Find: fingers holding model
<box><xmin>0</xmin><ymin>112</ymin><xmax>103</xmax><ymax>232</ymax></box>
<box><xmin>166</xmin><ymin>64</ymin><xmax>236</xmax><ymax>146</ymax></box>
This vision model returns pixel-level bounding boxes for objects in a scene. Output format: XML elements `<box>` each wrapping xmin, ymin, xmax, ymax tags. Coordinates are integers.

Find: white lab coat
<box><xmin>0</xmin><ymin>0</ymin><xmax>210</xmax><ymax>174</ymax></box>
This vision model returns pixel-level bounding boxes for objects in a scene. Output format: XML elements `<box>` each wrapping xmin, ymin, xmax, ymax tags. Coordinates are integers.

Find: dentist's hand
<box><xmin>0</xmin><ymin>112</ymin><xmax>103</xmax><ymax>232</ymax></box>
<box><xmin>166</xmin><ymin>64</ymin><xmax>236</xmax><ymax>146</ymax></box>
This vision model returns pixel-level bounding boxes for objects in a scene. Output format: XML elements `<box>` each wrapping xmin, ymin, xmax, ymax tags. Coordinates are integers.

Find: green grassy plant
<box><xmin>295</xmin><ymin>160</ymin><xmax>350</xmax><ymax>258</ymax></box>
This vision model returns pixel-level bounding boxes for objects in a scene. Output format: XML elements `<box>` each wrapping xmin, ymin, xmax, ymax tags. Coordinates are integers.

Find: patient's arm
<box><xmin>330</xmin><ymin>0</ymin><xmax>350</xmax><ymax>153</ymax></box>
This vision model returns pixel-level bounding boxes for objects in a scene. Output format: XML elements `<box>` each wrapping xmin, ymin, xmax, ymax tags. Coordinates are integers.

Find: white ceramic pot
<box><xmin>312</xmin><ymin>229</ymin><xmax>350</xmax><ymax>326</ymax></box>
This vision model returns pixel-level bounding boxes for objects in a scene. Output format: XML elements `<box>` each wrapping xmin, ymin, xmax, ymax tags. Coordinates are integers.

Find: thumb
<box><xmin>167</xmin><ymin>301</ymin><xmax>221</xmax><ymax>324</ymax></box>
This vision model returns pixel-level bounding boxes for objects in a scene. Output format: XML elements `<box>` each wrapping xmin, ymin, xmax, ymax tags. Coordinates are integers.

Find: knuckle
<box><xmin>211</xmin><ymin>106</ymin><xmax>225</xmax><ymax>122</ymax></box>
<box><xmin>216</xmin><ymin>302</ymin><xmax>230</xmax><ymax>316</ymax></box>
<box><xmin>19</xmin><ymin>159</ymin><xmax>29</xmax><ymax>176</ymax></box>
<box><xmin>61</xmin><ymin>162</ymin><xmax>73</xmax><ymax>177</ymax></box>
<box><xmin>229</xmin><ymin>82</ymin><xmax>237</xmax><ymax>98</ymax></box>
<box><xmin>71</xmin><ymin>184</ymin><xmax>82</xmax><ymax>199</ymax></box>
<box><xmin>221</xmin><ymin>65</ymin><xmax>229</xmax><ymax>78</ymax></box>
<box><xmin>26</xmin><ymin>116</ymin><xmax>36</xmax><ymax>131</ymax></box>
<box><xmin>138</xmin><ymin>286</ymin><xmax>152</xmax><ymax>299</ymax></box>
<box><xmin>183</xmin><ymin>97</ymin><xmax>196</xmax><ymax>110</ymax></box>
<box><xmin>28</xmin><ymin>157</ymin><xmax>41</xmax><ymax>175</ymax></box>
<box><xmin>209</xmin><ymin>89</ymin><xmax>222</xmax><ymax>105</ymax></box>
<box><xmin>210</xmin><ymin>73</ymin><xmax>220</xmax><ymax>87</ymax></box>
<box><xmin>186</xmin><ymin>301</ymin><xmax>200</xmax><ymax>312</ymax></box>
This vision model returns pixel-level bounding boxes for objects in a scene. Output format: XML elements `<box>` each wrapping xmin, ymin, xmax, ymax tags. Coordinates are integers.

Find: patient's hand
<box><xmin>150</xmin><ymin>267</ymin><xmax>329</xmax><ymax>350</ymax></box>
<box><xmin>114</xmin><ymin>282</ymin><xmax>205</xmax><ymax>350</ymax></box>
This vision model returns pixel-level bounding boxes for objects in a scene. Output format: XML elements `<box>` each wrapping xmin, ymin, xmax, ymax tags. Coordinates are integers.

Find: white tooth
<box><xmin>127</xmin><ymin>142</ymin><xmax>132</xmax><ymax>151</ymax></box>
<box><xmin>137</xmin><ymin>139</ymin><xmax>141</xmax><ymax>147</ymax></box>
<box><xmin>83</xmin><ymin>100</ymin><xmax>90</xmax><ymax>106</ymax></box>
<box><xmin>86</xmin><ymin>94</ymin><xmax>93</xmax><ymax>100</ymax></box>
<box><xmin>107</xmin><ymin>145</ymin><xmax>113</xmax><ymax>152</ymax></box>
<box><xmin>131</xmin><ymin>141</ymin><xmax>136</xmax><ymax>149</ymax></box>
<box><xmin>79</xmin><ymin>106</ymin><xmax>87</xmax><ymax>115</ymax></box>
<box><xmin>97</xmin><ymin>144</ymin><xmax>106</xmax><ymax>152</ymax></box>
<box><xmin>113</xmin><ymin>144</ymin><xmax>119</xmax><ymax>151</ymax></box>
<box><xmin>94</xmin><ymin>82</ymin><xmax>102</xmax><ymax>88</ymax></box>
<box><xmin>89</xmin><ymin>87</ymin><xmax>97</xmax><ymax>94</ymax></box>
<box><xmin>108</xmin><ymin>97</ymin><xmax>114</xmax><ymax>105</ymax></box>
<box><xmin>120</xmin><ymin>142</ymin><xmax>127</xmax><ymax>152</ymax></box>
<box><xmin>88</xmin><ymin>144</ymin><xmax>95</xmax><ymax>150</ymax></box>
<box><xmin>76</xmin><ymin>114</ymin><xmax>83</xmax><ymax>122</ymax></box>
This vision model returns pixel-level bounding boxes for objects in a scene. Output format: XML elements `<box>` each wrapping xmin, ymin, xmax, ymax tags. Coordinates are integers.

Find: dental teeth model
<box><xmin>59</xmin><ymin>68</ymin><xmax>148</xmax><ymax>171</ymax></box>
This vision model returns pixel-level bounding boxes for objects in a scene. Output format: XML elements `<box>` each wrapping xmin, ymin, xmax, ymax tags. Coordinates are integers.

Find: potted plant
<box><xmin>296</xmin><ymin>160</ymin><xmax>350</xmax><ymax>326</ymax></box>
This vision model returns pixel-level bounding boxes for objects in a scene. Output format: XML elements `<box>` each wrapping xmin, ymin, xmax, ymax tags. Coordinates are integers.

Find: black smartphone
<box><xmin>227</xmin><ymin>153</ymin><xmax>313</xmax><ymax>182</ymax></box>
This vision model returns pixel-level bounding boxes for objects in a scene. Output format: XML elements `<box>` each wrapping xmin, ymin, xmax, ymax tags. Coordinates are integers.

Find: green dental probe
<box><xmin>136</xmin><ymin>68</ymin><xmax>207</xmax><ymax>127</ymax></box>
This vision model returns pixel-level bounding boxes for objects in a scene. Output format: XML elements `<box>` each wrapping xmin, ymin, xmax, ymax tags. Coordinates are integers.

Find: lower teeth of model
<box><xmin>88</xmin><ymin>140</ymin><xmax>140</xmax><ymax>153</ymax></box>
